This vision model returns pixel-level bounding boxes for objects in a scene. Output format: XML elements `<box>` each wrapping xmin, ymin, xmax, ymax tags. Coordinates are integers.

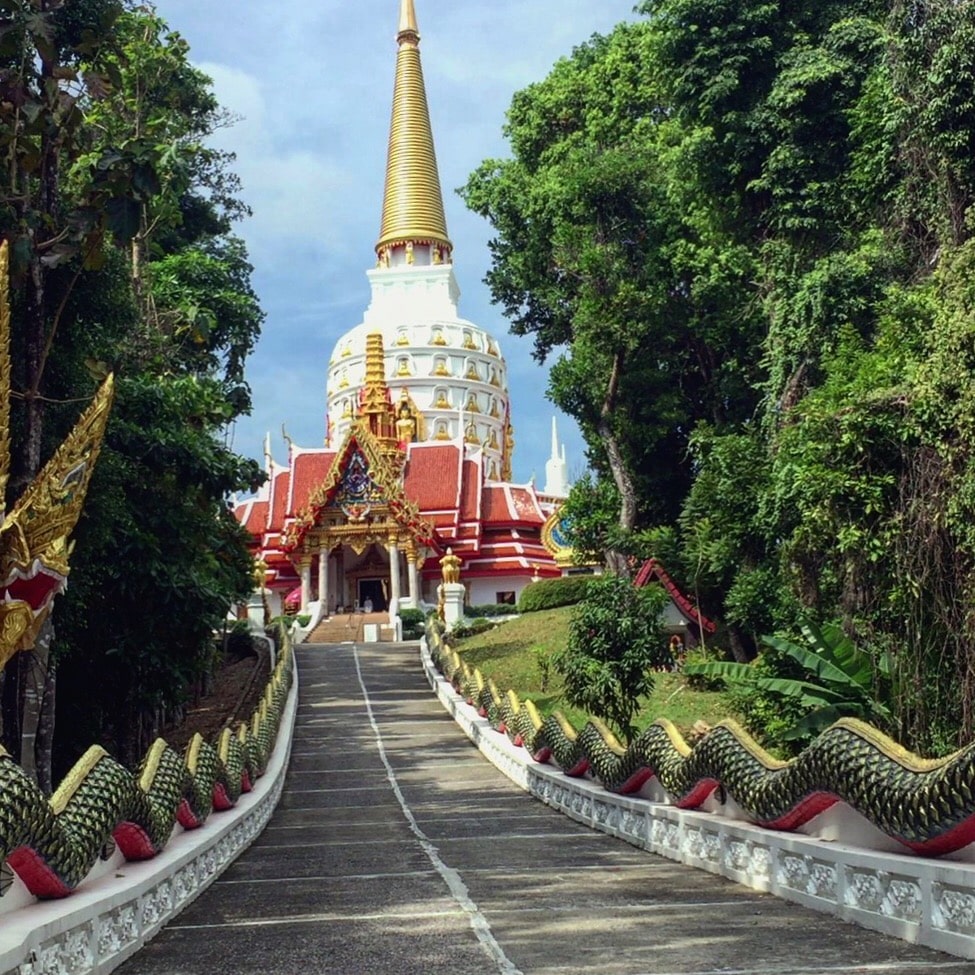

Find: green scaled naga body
<box><xmin>0</xmin><ymin>640</ymin><xmax>292</xmax><ymax>899</ymax></box>
<box><xmin>427</xmin><ymin>617</ymin><xmax>975</xmax><ymax>857</ymax></box>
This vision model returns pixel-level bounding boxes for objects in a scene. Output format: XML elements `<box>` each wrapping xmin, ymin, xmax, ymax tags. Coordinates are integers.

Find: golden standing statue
<box><xmin>440</xmin><ymin>548</ymin><xmax>461</xmax><ymax>585</ymax></box>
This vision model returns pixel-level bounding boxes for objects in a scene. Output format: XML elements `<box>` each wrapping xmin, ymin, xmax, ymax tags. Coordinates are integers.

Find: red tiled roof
<box><xmin>288</xmin><ymin>449</ymin><xmax>336</xmax><ymax>515</ymax></box>
<box><xmin>459</xmin><ymin>458</ymin><xmax>481</xmax><ymax>522</ymax></box>
<box><xmin>242</xmin><ymin>499</ymin><xmax>269</xmax><ymax>534</ymax></box>
<box><xmin>508</xmin><ymin>487</ymin><xmax>544</xmax><ymax>525</ymax></box>
<box><xmin>481</xmin><ymin>484</ymin><xmax>510</xmax><ymax>524</ymax></box>
<box><xmin>267</xmin><ymin>467</ymin><xmax>293</xmax><ymax>532</ymax></box>
<box><xmin>481</xmin><ymin>484</ymin><xmax>545</xmax><ymax>527</ymax></box>
<box><xmin>404</xmin><ymin>443</ymin><xmax>462</xmax><ymax>511</ymax></box>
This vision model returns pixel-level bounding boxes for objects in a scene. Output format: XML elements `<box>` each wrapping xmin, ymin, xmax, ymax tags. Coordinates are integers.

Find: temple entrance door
<box><xmin>358</xmin><ymin>578</ymin><xmax>387</xmax><ymax>612</ymax></box>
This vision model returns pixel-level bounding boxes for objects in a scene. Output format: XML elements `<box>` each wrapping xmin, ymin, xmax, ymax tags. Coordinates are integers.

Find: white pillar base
<box><xmin>441</xmin><ymin>582</ymin><xmax>466</xmax><ymax>631</ymax></box>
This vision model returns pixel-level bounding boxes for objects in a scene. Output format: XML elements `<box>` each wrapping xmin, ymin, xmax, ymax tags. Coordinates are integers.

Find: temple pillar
<box><xmin>388</xmin><ymin>538</ymin><xmax>401</xmax><ymax>619</ymax></box>
<box><xmin>406</xmin><ymin>545</ymin><xmax>419</xmax><ymax>609</ymax></box>
<box><xmin>318</xmin><ymin>547</ymin><xmax>329</xmax><ymax>614</ymax></box>
<box><xmin>300</xmin><ymin>559</ymin><xmax>312</xmax><ymax>613</ymax></box>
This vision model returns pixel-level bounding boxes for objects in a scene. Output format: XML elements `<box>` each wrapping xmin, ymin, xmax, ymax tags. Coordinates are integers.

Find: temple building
<box><xmin>235</xmin><ymin>0</ymin><xmax>570</xmax><ymax>625</ymax></box>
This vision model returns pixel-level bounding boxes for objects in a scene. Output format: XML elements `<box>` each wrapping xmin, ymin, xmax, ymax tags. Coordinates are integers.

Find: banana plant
<box><xmin>685</xmin><ymin>620</ymin><xmax>891</xmax><ymax>739</ymax></box>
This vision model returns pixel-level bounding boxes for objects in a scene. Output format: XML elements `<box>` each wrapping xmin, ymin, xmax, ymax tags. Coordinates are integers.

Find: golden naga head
<box><xmin>0</xmin><ymin>241</ymin><xmax>115</xmax><ymax>667</ymax></box>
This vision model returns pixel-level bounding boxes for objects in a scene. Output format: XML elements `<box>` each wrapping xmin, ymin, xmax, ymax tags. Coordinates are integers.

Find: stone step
<box><xmin>307</xmin><ymin>612</ymin><xmax>390</xmax><ymax>644</ymax></box>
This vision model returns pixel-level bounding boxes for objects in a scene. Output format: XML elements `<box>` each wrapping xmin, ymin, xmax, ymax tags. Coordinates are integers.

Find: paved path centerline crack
<box><xmin>351</xmin><ymin>642</ymin><xmax>524</xmax><ymax>975</ymax></box>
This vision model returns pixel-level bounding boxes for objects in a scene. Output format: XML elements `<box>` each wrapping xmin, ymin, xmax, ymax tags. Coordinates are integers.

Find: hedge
<box><xmin>468</xmin><ymin>603</ymin><xmax>517</xmax><ymax>617</ymax></box>
<box><xmin>517</xmin><ymin>575</ymin><xmax>592</xmax><ymax>613</ymax></box>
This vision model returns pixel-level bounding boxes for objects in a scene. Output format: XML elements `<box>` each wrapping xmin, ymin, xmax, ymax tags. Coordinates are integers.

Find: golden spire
<box><xmin>375</xmin><ymin>0</ymin><xmax>452</xmax><ymax>264</ymax></box>
<box><xmin>358</xmin><ymin>331</ymin><xmax>398</xmax><ymax>444</ymax></box>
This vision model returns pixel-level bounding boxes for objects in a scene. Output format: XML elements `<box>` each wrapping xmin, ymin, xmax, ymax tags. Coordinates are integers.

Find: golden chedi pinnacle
<box><xmin>375</xmin><ymin>0</ymin><xmax>453</xmax><ymax>265</ymax></box>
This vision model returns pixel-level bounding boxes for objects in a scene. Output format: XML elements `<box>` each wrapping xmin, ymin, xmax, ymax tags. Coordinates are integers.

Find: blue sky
<box><xmin>154</xmin><ymin>0</ymin><xmax>640</xmax><ymax>483</ymax></box>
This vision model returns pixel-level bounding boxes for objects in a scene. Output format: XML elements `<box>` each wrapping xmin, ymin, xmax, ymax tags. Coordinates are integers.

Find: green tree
<box><xmin>0</xmin><ymin>3</ymin><xmax>263</xmax><ymax>780</ymax></box>
<box><xmin>43</xmin><ymin>6</ymin><xmax>265</xmax><ymax>773</ymax></box>
<box><xmin>463</xmin><ymin>22</ymin><xmax>763</xmax><ymax>572</ymax></box>
<box><xmin>0</xmin><ymin>0</ymin><xmax>173</xmax><ymax>783</ymax></box>
<box><xmin>553</xmin><ymin>573</ymin><xmax>668</xmax><ymax>742</ymax></box>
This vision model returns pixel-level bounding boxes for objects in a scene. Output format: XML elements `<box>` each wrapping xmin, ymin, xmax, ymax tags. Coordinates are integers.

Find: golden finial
<box><xmin>376</xmin><ymin>0</ymin><xmax>453</xmax><ymax>262</ymax></box>
<box><xmin>364</xmin><ymin>332</ymin><xmax>387</xmax><ymax>389</ymax></box>
<box><xmin>399</xmin><ymin>0</ymin><xmax>419</xmax><ymax>36</ymax></box>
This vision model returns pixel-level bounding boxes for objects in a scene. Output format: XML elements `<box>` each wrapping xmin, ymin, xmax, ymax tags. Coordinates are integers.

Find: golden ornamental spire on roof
<box><xmin>358</xmin><ymin>331</ymin><xmax>398</xmax><ymax>446</ymax></box>
<box><xmin>375</xmin><ymin>0</ymin><xmax>453</xmax><ymax>266</ymax></box>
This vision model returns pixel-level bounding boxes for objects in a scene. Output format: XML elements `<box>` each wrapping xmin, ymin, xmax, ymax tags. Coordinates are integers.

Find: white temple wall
<box><xmin>466</xmin><ymin>575</ymin><xmax>534</xmax><ymax>609</ymax></box>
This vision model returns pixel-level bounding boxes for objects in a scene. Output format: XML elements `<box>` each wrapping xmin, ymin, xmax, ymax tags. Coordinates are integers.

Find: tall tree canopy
<box><xmin>0</xmin><ymin>0</ymin><xmax>263</xmax><ymax>781</ymax></box>
<box><xmin>462</xmin><ymin>23</ymin><xmax>763</xmax><ymax>573</ymax></box>
<box><xmin>469</xmin><ymin>0</ymin><xmax>975</xmax><ymax>752</ymax></box>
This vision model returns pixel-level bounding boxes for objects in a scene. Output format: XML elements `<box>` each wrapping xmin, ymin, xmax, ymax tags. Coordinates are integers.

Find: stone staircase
<box><xmin>307</xmin><ymin>611</ymin><xmax>391</xmax><ymax>644</ymax></box>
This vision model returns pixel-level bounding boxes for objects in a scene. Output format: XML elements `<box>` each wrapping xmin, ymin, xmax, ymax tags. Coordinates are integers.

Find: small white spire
<box><xmin>544</xmin><ymin>416</ymin><xmax>570</xmax><ymax>497</ymax></box>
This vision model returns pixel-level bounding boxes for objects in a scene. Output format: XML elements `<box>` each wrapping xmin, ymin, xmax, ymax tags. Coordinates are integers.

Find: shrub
<box><xmin>226</xmin><ymin>620</ymin><xmax>256</xmax><ymax>659</ymax></box>
<box><xmin>449</xmin><ymin>617</ymin><xmax>495</xmax><ymax>640</ymax></box>
<box><xmin>684</xmin><ymin>619</ymin><xmax>892</xmax><ymax>751</ymax></box>
<box><xmin>517</xmin><ymin>575</ymin><xmax>592</xmax><ymax>613</ymax></box>
<box><xmin>553</xmin><ymin>574</ymin><xmax>669</xmax><ymax>742</ymax></box>
<box><xmin>468</xmin><ymin>603</ymin><xmax>517</xmax><ymax>617</ymax></box>
<box><xmin>682</xmin><ymin>645</ymin><xmax>726</xmax><ymax>691</ymax></box>
<box><xmin>400</xmin><ymin>607</ymin><xmax>426</xmax><ymax>639</ymax></box>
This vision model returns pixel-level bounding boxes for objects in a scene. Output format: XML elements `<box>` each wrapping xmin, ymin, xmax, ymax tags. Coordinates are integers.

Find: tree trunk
<box><xmin>727</xmin><ymin>625</ymin><xmax>755</xmax><ymax>664</ymax></box>
<box><xmin>597</xmin><ymin>350</ymin><xmax>638</xmax><ymax>578</ymax></box>
<box><xmin>34</xmin><ymin>620</ymin><xmax>57</xmax><ymax>795</ymax></box>
<box><xmin>1</xmin><ymin>28</ymin><xmax>61</xmax><ymax>784</ymax></box>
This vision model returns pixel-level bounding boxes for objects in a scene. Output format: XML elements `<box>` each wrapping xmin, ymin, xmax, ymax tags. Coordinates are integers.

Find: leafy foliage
<box><xmin>399</xmin><ymin>608</ymin><xmax>426</xmax><ymax>639</ymax></box>
<box><xmin>553</xmin><ymin>574</ymin><xmax>668</xmax><ymax>741</ymax></box>
<box><xmin>686</xmin><ymin>621</ymin><xmax>890</xmax><ymax>747</ymax></box>
<box><xmin>517</xmin><ymin>576</ymin><xmax>592</xmax><ymax>613</ymax></box>
<box><xmin>0</xmin><ymin>5</ymin><xmax>265</xmax><ymax>774</ymax></box>
<box><xmin>468</xmin><ymin>0</ymin><xmax>975</xmax><ymax>753</ymax></box>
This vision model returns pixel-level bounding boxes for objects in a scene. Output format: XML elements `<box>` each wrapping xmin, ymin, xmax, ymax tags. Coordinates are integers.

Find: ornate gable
<box><xmin>284</xmin><ymin>420</ymin><xmax>433</xmax><ymax>557</ymax></box>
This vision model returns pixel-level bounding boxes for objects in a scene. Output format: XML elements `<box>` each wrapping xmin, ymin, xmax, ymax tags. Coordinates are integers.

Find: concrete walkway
<box><xmin>118</xmin><ymin>643</ymin><xmax>975</xmax><ymax>975</ymax></box>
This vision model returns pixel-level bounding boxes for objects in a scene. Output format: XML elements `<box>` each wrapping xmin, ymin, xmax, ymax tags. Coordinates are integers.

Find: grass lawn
<box><xmin>452</xmin><ymin>606</ymin><xmax>745</xmax><ymax>738</ymax></box>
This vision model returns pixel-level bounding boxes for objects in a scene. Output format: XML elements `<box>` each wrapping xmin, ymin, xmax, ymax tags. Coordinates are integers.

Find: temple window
<box><xmin>433</xmin><ymin>387</ymin><xmax>450</xmax><ymax>409</ymax></box>
<box><xmin>432</xmin><ymin>356</ymin><xmax>450</xmax><ymax>377</ymax></box>
<box><xmin>462</xmin><ymin>330</ymin><xmax>477</xmax><ymax>351</ymax></box>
